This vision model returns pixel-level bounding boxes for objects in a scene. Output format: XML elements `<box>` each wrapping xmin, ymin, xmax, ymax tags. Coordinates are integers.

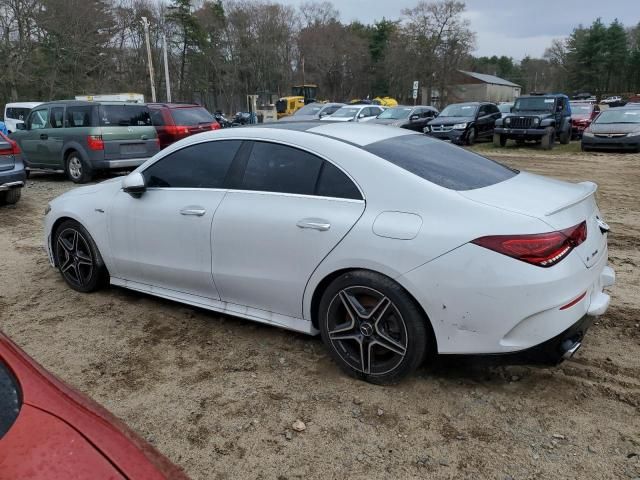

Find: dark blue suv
<box><xmin>0</xmin><ymin>132</ymin><xmax>25</xmax><ymax>205</ymax></box>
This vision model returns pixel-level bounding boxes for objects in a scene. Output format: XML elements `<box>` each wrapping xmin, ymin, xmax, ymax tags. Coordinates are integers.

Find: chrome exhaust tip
<box><xmin>562</xmin><ymin>341</ymin><xmax>582</xmax><ymax>360</ymax></box>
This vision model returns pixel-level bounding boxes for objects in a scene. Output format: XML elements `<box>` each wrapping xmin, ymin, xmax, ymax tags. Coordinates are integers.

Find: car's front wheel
<box><xmin>65</xmin><ymin>152</ymin><xmax>93</xmax><ymax>184</ymax></box>
<box><xmin>493</xmin><ymin>133</ymin><xmax>506</xmax><ymax>147</ymax></box>
<box><xmin>53</xmin><ymin>220</ymin><xmax>107</xmax><ymax>292</ymax></box>
<box><xmin>319</xmin><ymin>270</ymin><xmax>430</xmax><ymax>384</ymax></box>
<box><xmin>0</xmin><ymin>188</ymin><xmax>21</xmax><ymax>205</ymax></box>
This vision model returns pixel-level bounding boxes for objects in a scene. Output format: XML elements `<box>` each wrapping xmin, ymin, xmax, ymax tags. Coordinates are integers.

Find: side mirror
<box><xmin>16</xmin><ymin>123</ymin><xmax>26</xmax><ymax>131</ymax></box>
<box><xmin>409</xmin><ymin>114</ymin><xmax>419</xmax><ymax>121</ymax></box>
<box><xmin>510</xmin><ymin>107</ymin><xmax>514</xmax><ymax>113</ymax></box>
<box><xmin>358</xmin><ymin>113</ymin><xmax>365</xmax><ymax>119</ymax></box>
<box><xmin>122</xmin><ymin>172</ymin><xmax>146</xmax><ymax>197</ymax></box>
<box><xmin>319</xmin><ymin>111</ymin><xmax>327</xmax><ymax>118</ymax></box>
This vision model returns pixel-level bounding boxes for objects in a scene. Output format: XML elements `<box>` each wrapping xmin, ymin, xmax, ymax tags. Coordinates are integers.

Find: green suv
<box><xmin>12</xmin><ymin>101</ymin><xmax>159</xmax><ymax>183</ymax></box>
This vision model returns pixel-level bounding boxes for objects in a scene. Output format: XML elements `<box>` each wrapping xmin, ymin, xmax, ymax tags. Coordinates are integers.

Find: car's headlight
<box><xmin>452</xmin><ymin>123</ymin><xmax>467</xmax><ymax>130</ymax></box>
<box><xmin>582</xmin><ymin>131</ymin><xmax>595</xmax><ymax>137</ymax></box>
<box><xmin>44</xmin><ymin>204</ymin><xmax>51</xmax><ymax>215</ymax></box>
<box><xmin>505</xmin><ymin>117</ymin><xmax>511</xmax><ymax>125</ymax></box>
<box><xmin>627</xmin><ymin>130</ymin><xmax>640</xmax><ymax>137</ymax></box>
<box><xmin>533</xmin><ymin>118</ymin><xmax>540</xmax><ymax>125</ymax></box>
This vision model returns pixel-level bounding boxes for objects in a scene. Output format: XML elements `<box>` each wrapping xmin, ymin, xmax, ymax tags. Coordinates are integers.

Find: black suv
<box><xmin>493</xmin><ymin>94</ymin><xmax>572</xmax><ymax>149</ymax></box>
<box><xmin>424</xmin><ymin>102</ymin><xmax>500</xmax><ymax>145</ymax></box>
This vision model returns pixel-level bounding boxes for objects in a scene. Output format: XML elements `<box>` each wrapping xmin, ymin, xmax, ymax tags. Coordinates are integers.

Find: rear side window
<box><xmin>66</xmin><ymin>106</ymin><xmax>93</xmax><ymax>128</ymax></box>
<box><xmin>240</xmin><ymin>142</ymin><xmax>322</xmax><ymax>195</ymax></box>
<box><xmin>0</xmin><ymin>360</ymin><xmax>21</xmax><ymax>440</ymax></box>
<box><xmin>99</xmin><ymin>105</ymin><xmax>152</xmax><ymax>127</ymax></box>
<box><xmin>316</xmin><ymin>162</ymin><xmax>362</xmax><ymax>200</ymax></box>
<box><xmin>143</xmin><ymin>140</ymin><xmax>241</xmax><ymax>188</ymax></box>
<box><xmin>170</xmin><ymin>107</ymin><xmax>213</xmax><ymax>126</ymax></box>
<box><xmin>49</xmin><ymin>107</ymin><xmax>64</xmax><ymax>128</ymax></box>
<box><xmin>364</xmin><ymin>134</ymin><xmax>518</xmax><ymax>191</ymax></box>
<box><xmin>149</xmin><ymin>109</ymin><xmax>166</xmax><ymax>126</ymax></box>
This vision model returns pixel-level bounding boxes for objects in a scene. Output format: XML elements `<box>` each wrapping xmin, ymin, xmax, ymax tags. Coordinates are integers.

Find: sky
<box><xmin>280</xmin><ymin>0</ymin><xmax>638</xmax><ymax>59</ymax></box>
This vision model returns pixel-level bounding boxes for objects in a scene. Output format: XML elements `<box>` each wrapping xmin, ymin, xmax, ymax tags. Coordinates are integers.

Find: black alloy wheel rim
<box><xmin>56</xmin><ymin>228</ymin><xmax>94</xmax><ymax>287</ymax></box>
<box><xmin>326</xmin><ymin>286</ymin><xmax>408</xmax><ymax>376</ymax></box>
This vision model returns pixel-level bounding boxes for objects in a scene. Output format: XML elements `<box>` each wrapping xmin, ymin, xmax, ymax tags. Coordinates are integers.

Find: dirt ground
<box><xmin>1</xmin><ymin>146</ymin><xmax>639</xmax><ymax>480</ymax></box>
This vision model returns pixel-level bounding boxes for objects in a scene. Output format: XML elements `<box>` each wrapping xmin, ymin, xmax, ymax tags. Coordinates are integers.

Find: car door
<box><xmin>107</xmin><ymin>140</ymin><xmax>243</xmax><ymax>300</ymax></box>
<box><xmin>475</xmin><ymin>105</ymin><xmax>491</xmax><ymax>137</ymax></box>
<box><xmin>211</xmin><ymin>140</ymin><xmax>365</xmax><ymax>319</ymax></box>
<box><xmin>45</xmin><ymin>106</ymin><xmax>66</xmax><ymax>168</ymax></box>
<box><xmin>18</xmin><ymin>107</ymin><xmax>49</xmax><ymax>167</ymax></box>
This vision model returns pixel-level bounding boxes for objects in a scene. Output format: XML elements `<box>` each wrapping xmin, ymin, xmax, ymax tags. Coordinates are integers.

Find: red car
<box><xmin>0</xmin><ymin>332</ymin><xmax>189</xmax><ymax>479</ymax></box>
<box><xmin>570</xmin><ymin>101</ymin><xmax>600</xmax><ymax>138</ymax></box>
<box><xmin>148</xmin><ymin>103</ymin><xmax>221</xmax><ymax>149</ymax></box>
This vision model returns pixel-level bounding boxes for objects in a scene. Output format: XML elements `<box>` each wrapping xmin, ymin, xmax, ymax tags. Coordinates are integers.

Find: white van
<box><xmin>4</xmin><ymin>102</ymin><xmax>42</xmax><ymax>133</ymax></box>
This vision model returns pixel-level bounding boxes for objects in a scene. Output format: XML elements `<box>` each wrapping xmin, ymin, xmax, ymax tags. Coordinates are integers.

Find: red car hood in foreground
<box><xmin>0</xmin><ymin>333</ymin><xmax>189</xmax><ymax>480</ymax></box>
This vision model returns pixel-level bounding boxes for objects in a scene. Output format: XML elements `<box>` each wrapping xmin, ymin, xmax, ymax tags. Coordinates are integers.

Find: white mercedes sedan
<box><xmin>44</xmin><ymin>122</ymin><xmax>615</xmax><ymax>384</ymax></box>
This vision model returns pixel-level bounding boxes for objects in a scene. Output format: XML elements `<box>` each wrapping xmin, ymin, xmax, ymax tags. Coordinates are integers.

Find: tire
<box><xmin>581</xmin><ymin>143</ymin><xmax>590</xmax><ymax>152</ymax></box>
<box><xmin>559</xmin><ymin>128</ymin><xmax>570</xmax><ymax>145</ymax></box>
<box><xmin>65</xmin><ymin>152</ymin><xmax>93</xmax><ymax>184</ymax></box>
<box><xmin>493</xmin><ymin>133</ymin><xmax>506</xmax><ymax>147</ymax></box>
<box><xmin>3</xmin><ymin>188</ymin><xmax>21</xmax><ymax>205</ymax></box>
<box><xmin>318</xmin><ymin>270</ymin><xmax>430</xmax><ymax>385</ymax></box>
<box><xmin>53</xmin><ymin>219</ymin><xmax>108</xmax><ymax>293</ymax></box>
<box><xmin>466</xmin><ymin>128</ymin><xmax>476</xmax><ymax>146</ymax></box>
<box><xmin>516</xmin><ymin>139</ymin><xmax>525</xmax><ymax>146</ymax></box>
<box><xmin>540</xmin><ymin>127</ymin><xmax>555</xmax><ymax>150</ymax></box>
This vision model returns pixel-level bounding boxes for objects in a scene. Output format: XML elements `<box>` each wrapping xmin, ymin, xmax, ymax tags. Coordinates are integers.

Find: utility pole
<box><xmin>141</xmin><ymin>16</ymin><xmax>157</xmax><ymax>102</ymax></box>
<box><xmin>162</xmin><ymin>34</ymin><xmax>171</xmax><ymax>102</ymax></box>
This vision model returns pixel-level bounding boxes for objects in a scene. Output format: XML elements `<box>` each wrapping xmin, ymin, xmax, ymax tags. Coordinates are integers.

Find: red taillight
<box><xmin>165</xmin><ymin>125</ymin><xmax>190</xmax><ymax>136</ymax></box>
<box><xmin>471</xmin><ymin>221</ymin><xmax>587</xmax><ymax>268</ymax></box>
<box><xmin>87</xmin><ymin>135</ymin><xmax>104</xmax><ymax>151</ymax></box>
<box><xmin>0</xmin><ymin>137</ymin><xmax>21</xmax><ymax>155</ymax></box>
<box><xmin>210</xmin><ymin>122</ymin><xmax>221</xmax><ymax>130</ymax></box>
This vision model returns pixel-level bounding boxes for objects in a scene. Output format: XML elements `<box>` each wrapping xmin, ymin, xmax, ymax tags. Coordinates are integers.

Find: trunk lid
<box><xmin>460</xmin><ymin>172</ymin><xmax>607</xmax><ymax>268</ymax></box>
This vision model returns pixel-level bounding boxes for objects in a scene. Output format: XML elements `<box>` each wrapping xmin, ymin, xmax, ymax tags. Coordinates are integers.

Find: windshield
<box><xmin>294</xmin><ymin>104</ymin><xmax>324</xmax><ymax>116</ymax></box>
<box><xmin>329</xmin><ymin>107</ymin><xmax>360</xmax><ymax>118</ymax></box>
<box><xmin>570</xmin><ymin>104</ymin><xmax>592</xmax><ymax>115</ymax></box>
<box><xmin>514</xmin><ymin>97</ymin><xmax>556</xmax><ymax>112</ymax></box>
<box><xmin>498</xmin><ymin>104</ymin><xmax>512</xmax><ymax>113</ymax></box>
<box><xmin>594</xmin><ymin>109</ymin><xmax>640</xmax><ymax>124</ymax></box>
<box><xmin>440</xmin><ymin>104</ymin><xmax>477</xmax><ymax>117</ymax></box>
<box><xmin>100</xmin><ymin>105</ymin><xmax>152</xmax><ymax>127</ymax></box>
<box><xmin>377</xmin><ymin>107</ymin><xmax>413</xmax><ymax>120</ymax></box>
<box><xmin>171</xmin><ymin>107</ymin><xmax>213</xmax><ymax>125</ymax></box>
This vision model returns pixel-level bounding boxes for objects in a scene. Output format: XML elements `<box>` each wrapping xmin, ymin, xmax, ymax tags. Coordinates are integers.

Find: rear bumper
<box><xmin>398</xmin><ymin>242</ymin><xmax>615</xmax><ymax>355</ymax></box>
<box><xmin>495</xmin><ymin>127</ymin><xmax>546</xmax><ymax>137</ymax></box>
<box><xmin>94</xmin><ymin>158</ymin><xmax>150</xmax><ymax>169</ymax></box>
<box><xmin>0</xmin><ymin>169</ymin><xmax>26</xmax><ymax>190</ymax></box>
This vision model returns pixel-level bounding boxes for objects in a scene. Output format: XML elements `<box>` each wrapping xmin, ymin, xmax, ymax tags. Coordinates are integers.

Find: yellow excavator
<box><xmin>276</xmin><ymin>84</ymin><xmax>319</xmax><ymax>119</ymax></box>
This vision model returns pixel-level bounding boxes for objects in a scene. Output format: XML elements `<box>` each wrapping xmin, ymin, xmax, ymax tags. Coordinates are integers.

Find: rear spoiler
<box><xmin>545</xmin><ymin>181</ymin><xmax>597</xmax><ymax>216</ymax></box>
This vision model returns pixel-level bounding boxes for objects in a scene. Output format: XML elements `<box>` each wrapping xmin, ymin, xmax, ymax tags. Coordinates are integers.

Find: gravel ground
<box><xmin>1</xmin><ymin>148</ymin><xmax>639</xmax><ymax>480</ymax></box>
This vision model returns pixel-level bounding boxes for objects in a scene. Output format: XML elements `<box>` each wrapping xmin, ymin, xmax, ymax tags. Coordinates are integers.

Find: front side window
<box><xmin>28</xmin><ymin>108</ymin><xmax>48</xmax><ymax>130</ymax></box>
<box><xmin>66</xmin><ymin>106</ymin><xmax>93</xmax><ymax>128</ymax></box>
<box><xmin>143</xmin><ymin>140</ymin><xmax>241</xmax><ymax>188</ymax></box>
<box><xmin>364</xmin><ymin>134</ymin><xmax>518</xmax><ymax>191</ymax></box>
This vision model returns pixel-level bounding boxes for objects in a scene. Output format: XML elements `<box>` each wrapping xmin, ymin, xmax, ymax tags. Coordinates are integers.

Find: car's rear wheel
<box><xmin>66</xmin><ymin>152</ymin><xmax>93</xmax><ymax>184</ymax></box>
<box><xmin>559</xmin><ymin>128</ymin><xmax>570</xmax><ymax>145</ymax></box>
<box><xmin>53</xmin><ymin>220</ymin><xmax>107</xmax><ymax>293</ymax></box>
<box><xmin>319</xmin><ymin>270</ymin><xmax>430</xmax><ymax>384</ymax></box>
<box><xmin>0</xmin><ymin>188</ymin><xmax>21</xmax><ymax>205</ymax></box>
<box><xmin>540</xmin><ymin>127</ymin><xmax>555</xmax><ymax>150</ymax></box>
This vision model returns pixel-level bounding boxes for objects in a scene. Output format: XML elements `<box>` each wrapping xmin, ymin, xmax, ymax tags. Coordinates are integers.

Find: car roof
<box><xmin>185</xmin><ymin>121</ymin><xmax>415</xmax><ymax>148</ymax></box>
<box><xmin>5</xmin><ymin>102</ymin><xmax>42</xmax><ymax>108</ymax></box>
<box><xmin>37</xmin><ymin>100</ymin><xmax>146</xmax><ymax>107</ymax></box>
<box><xmin>147</xmin><ymin>103</ymin><xmax>203</xmax><ymax>109</ymax></box>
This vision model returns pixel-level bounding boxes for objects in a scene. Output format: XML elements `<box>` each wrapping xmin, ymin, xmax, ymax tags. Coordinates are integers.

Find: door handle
<box><xmin>296</xmin><ymin>218</ymin><xmax>331</xmax><ymax>231</ymax></box>
<box><xmin>180</xmin><ymin>207</ymin><xmax>206</xmax><ymax>216</ymax></box>
<box><xmin>40</xmin><ymin>134</ymin><xmax>48</xmax><ymax>140</ymax></box>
